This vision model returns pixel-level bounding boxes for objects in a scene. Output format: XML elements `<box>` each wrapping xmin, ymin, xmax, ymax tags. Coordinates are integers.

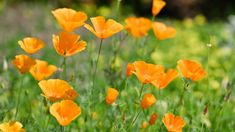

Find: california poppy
<box><xmin>18</xmin><ymin>37</ymin><xmax>45</xmax><ymax>54</ymax></box>
<box><xmin>12</xmin><ymin>54</ymin><xmax>36</xmax><ymax>74</ymax></box>
<box><xmin>141</xmin><ymin>93</ymin><xmax>156</xmax><ymax>109</ymax></box>
<box><xmin>149</xmin><ymin>112</ymin><xmax>158</xmax><ymax>125</ymax></box>
<box><xmin>152</xmin><ymin>0</ymin><xmax>166</xmax><ymax>17</ymax></box>
<box><xmin>126</xmin><ymin>63</ymin><xmax>135</xmax><ymax>77</ymax></box>
<box><xmin>84</xmin><ymin>16</ymin><xmax>123</xmax><ymax>39</ymax></box>
<box><xmin>125</xmin><ymin>17</ymin><xmax>152</xmax><ymax>38</ymax></box>
<box><xmin>131</xmin><ymin>61</ymin><xmax>165</xmax><ymax>84</ymax></box>
<box><xmin>152</xmin><ymin>22</ymin><xmax>176</xmax><ymax>40</ymax></box>
<box><xmin>177</xmin><ymin>60</ymin><xmax>206</xmax><ymax>81</ymax></box>
<box><xmin>52</xmin><ymin>8</ymin><xmax>87</xmax><ymax>32</ymax></box>
<box><xmin>151</xmin><ymin>69</ymin><xmax>178</xmax><ymax>89</ymax></box>
<box><xmin>50</xmin><ymin>100</ymin><xmax>81</xmax><ymax>126</ymax></box>
<box><xmin>0</xmin><ymin>121</ymin><xmax>25</xmax><ymax>132</ymax></box>
<box><xmin>52</xmin><ymin>31</ymin><xmax>87</xmax><ymax>57</ymax></box>
<box><xmin>141</xmin><ymin>121</ymin><xmax>148</xmax><ymax>129</ymax></box>
<box><xmin>162</xmin><ymin>113</ymin><xmax>186</xmax><ymax>132</ymax></box>
<box><xmin>106</xmin><ymin>88</ymin><xmax>119</xmax><ymax>105</ymax></box>
<box><xmin>38</xmin><ymin>79</ymin><xmax>78</xmax><ymax>101</ymax></box>
<box><xmin>30</xmin><ymin>60</ymin><xmax>57</xmax><ymax>81</ymax></box>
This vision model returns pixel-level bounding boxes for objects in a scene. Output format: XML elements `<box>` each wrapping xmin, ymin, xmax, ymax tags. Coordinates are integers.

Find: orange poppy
<box><xmin>52</xmin><ymin>8</ymin><xmax>87</xmax><ymax>32</ymax></box>
<box><xmin>177</xmin><ymin>60</ymin><xmax>206</xmax><ymax>81</ymax></box>
<box><xmin>12</xmin><ymin>54</ymin><xmax>36</xmax><ymax>74</ymax></box>
<box><xmin>131</xmin><ymin>61</ymin><xmax>165</xmax><ymax>84</ymax></box>
<box><xmin>149</xmin><ymin>112</ymin><xmax>158</xmax><ymax>125</ymax></box>
<box><xmin>106</xmin><ymin>88</ymin><xmax>119</xmax><ymax>105</ymax></box>
<box><xmin>50</xmin><ymin>100</ymin><xmax>81</xmax><ymax>126</ymax></box>
<box><xmin>126</xmin><ymin>63</ymin><xmax>135</xmax><ymax>77</ymax></box>
<box><xmin>30</xmin><ymin>60</ymin><xmax>57</xmax><ymax>81</ymax></box>
<box><xmin>152</xmin><ymin>22</ymin><xmax>176</xmax><ymax>40</ymax></box>
<box><xmin>141</xmin><ymin>121</ymin><xmax>148</xmax><ymax>129</ymax></box>
<box><xmin>0</xmin><ymin>121</ymin><xmax>25</xmax><ymax>132</ymax></box>
<box><xmin>151</xmin><ymin>69</ymin><xmax>178</xmax><ymax>89</ymax></box>
<box><xmin>52</xmin><ymin>31</ymin><xmax>87</xmax><ymax>57</ymax></box>
<box><xmin>141</xmin><ymin>93</ymin><xmax>156</xmax><ymax>109</ymax></box>
<box><xmin>162</xmin><ymin>113</ymin><xmax>186</xmax><ymax>132</ymax></box>
<box><xmin>84</xmin><ymin>16</ymin><xmax>123</xmax><ymax>39</ymax></box>
<box><xmin>18</xmin><ymin>37</ymin><xmax>45</xmax><ymax>54</ymax></box>
<box><xmin>152</xmin><ymin>0</ymin><xmax>166</xmax><ymax>16</ymax></box>
<box><xmin>125</xmin><ymin>17</ymin><xmax>152</xmax><ymax>38</ymax></box>
<box><xmin>38</xmin><ymin>79</ymin><xmax>78</xmax><ymax>101</ymax></box>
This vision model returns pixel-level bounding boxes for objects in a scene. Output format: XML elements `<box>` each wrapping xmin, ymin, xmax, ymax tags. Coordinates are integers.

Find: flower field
<box><xmin>0</xmin><ymin>0</ymin><xmax>235</xmax><ymax>131</ymax></box>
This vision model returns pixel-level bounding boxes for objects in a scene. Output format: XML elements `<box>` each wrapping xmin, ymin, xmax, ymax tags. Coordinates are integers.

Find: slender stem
<box><xmin>60</xmin><ymin>126</ymin><xmax>64</xmax><ymax>132</ymax></box>
<box><xmin>15</xmin><ymin>74</ymin><xmax>23</xmax><ymax>119</ymax></box>
<box><xmin>62</xmin><ymin>57</ymin><xmax>67</xmax><ymax>79</ymax></box>
<box><xmin>92</xmin><ymin>39</ymin><xmax>103</xmax><ymax>93</ymax></box>
<box><xmin>130</xmin><ymin>109</ymin><xmax>142</xmax><ymax>127</ymax></box>
<box><xmin>139</xmin><ymin>84</ymin><xmax>144</xmax><ymax>100</ymax></box>
<box><xmin>151</xmin><ymin>16</ymin><xmax>155</xmax><ymax>22</ymax></box>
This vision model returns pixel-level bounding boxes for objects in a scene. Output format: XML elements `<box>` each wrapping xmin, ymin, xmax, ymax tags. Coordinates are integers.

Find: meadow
<box><xmin>0</xmin><ymin>1</ymin><xmax>235</xmax><ymax>132</ymax></box>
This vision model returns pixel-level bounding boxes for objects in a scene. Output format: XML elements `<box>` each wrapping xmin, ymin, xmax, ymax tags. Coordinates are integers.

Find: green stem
<box><xmin>62</xmin><ymin>57</ymin><xmax>67</xmax><ymax>79</ymax></box>
<box><xmin>15</xmin><ymin>74</ymin><xmax>23</xmax><ymax>119</ymax></box>
<box><xmin>60</xmin><ymin>126</ymin><xmax>64</xmax><ymax>132</ymax></box>
<box><xmin>139</xmin><ymin>84</ymin><xmax>144</xmax><ymax>100</ymax></box>
<box><xmin>130</xmin><ymin>109</ymin><xmax>142</xmax><ymax>127</ymax></box>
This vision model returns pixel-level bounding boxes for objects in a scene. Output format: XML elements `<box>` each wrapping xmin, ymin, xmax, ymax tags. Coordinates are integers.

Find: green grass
<box><xmin>0</xmin><ymin>3</ymin><xmax>235</xmax><ymax>132</ymax></box>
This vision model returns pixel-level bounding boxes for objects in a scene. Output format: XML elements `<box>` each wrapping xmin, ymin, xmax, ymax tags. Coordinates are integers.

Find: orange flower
<box><xmin>18</xmin><ymin>37</ymin><xmax>45</xmax><ymax>54</ymax></box>
<box><xmin>50</xmin><ymin>100</ymin><xmax>81</xmax><ymax>126</ymax></box>
<box><xmin>152</xmin><ymin>0</ymin><xmax>166</xmax><ymax>16</ymax></box>
<box><xmin>152</xmin><ymin>22</ymin><xmax>176</xmax><ymax>40</ymax></box>
<box><xmin>0</xmin><ymin>121</ymin><xmax>25</xmax><ymax>132</ymax></box>
<box><xmin>84</xmin><ymin>16</ymin><xmax>123</xmax><ymax>39</ymax></box>
<box><xmin>141</xmin><ymin>93</ymin><xmax>156</xmax><ymax>109</ymax></box>
<box><xmin>38</xmin><ymin>79</ymin><xmax>78</xmax><ymax>101</ymax></box>
<box><xmin>12</xmin><ymin>54</ymin><xmax>36</xmax><ymax>74</ymax></box>
<box><xmin>106</xmin><ymin>88</ymin><xmax>119</xmax><ymax>105</ymax></box>
<box><xmin>52</xmin><ymin>31</ymin><xmax>87</xmax><ymax>57</ymax></box>
<box><xmin>162</xmin><ymin>113</ymin><xmax>186</xmax><ymax>132</ymax></box>
<box><xmin>151</xmin><ymin>69</ymin><xmax>178</xmax><ymax>89</ymax></box>
<box><xmin>126</xmin><ymin>63</ymin><xmax>135</xmax><ymax>77</ymax></box>
<box><xmin>30</xmin><ymin>60</ymin><xmax>57</xmax><ymax>81</ymax></box>
<box><xmin>131</xmin><ymin>61</ymin><xmax>165</xmax><ymax>84</ymax></box>
<box><xmin>125</xmin><ymin>17</ymin><xmax>152</xmax><ymax>38</ymax></box>
<box><xmin>141</xmin><ymin>121</ymin><xmax>148</xmax><ymax>129</ymax></box>
<box><xmin>177</xmin><ymin>60</ymin><xmax>206</xmax><ymax>81</ymax></box>
<box><xmin>52</xmin><ymin>8</ymin><xmax>87</xmax><ymax>32</ymax></box>
<box><xmin>149</xmin><ymin>112</ymin><xmax>158</xmax><ymax>125</ymax></box>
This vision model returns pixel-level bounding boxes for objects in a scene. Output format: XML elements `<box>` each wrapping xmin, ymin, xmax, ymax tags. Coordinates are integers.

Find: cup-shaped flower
<box><xmin>141</xmin><ymin>121</ymin><xmax>148</xmax><ymax>129</ymax></box>
<box><xmin>125</xmin><ymin>17</ymin><xmax>152</xmax><ymax>38</ymax></box>
<box><xmin>152</xmin><ymin>0</ymin><xmax>166</xmax><ymax>17</ymax></box>
<box><xmin>126</xmin><ymin>63</ymin><xmax>135</xmax><ymax>77</ymax></box>
<box><xmin>12</xmin><ymin>54</ymin><xmax>36</xmax><ymax>74</ymax></box>
<box><xmin>52</xmin><ymin>8</ymin><xmax>87</xmax><ymax>32</ymax></box>
<box><xmin>50</xmin><ymin>100</ymin><xmax>81</xmax><ymax>126</ymax></box>
<box><xmin>38</xmin><ymin>79</ymin><xmax>78</xmax><ymax>101</ymax></box>
<box><xmin>52</xmin><ymin>31</ymin><xmax>87</xmax><ymax>57</ymax></box>
<box><xmin>177</xmin><ymin>60</ymin><xmax>206</xmax><ymax>81</ymax></box>
<box><xmin>130</xmin><ymin>61</ymin><xmax>165</xmax><ymax>84</ymax></box>
<box><xmin>141</xmin><ymin>93</ymin><xmax>156</xmax><ymax>109</ymax></box>
<box><xmin>149</xmin><ymin>112</ymin><xmax>158</xmax><ymax>125</ymax></box>
<box><xmin>152</xmin><ymin>22</ymin><xmax>176</xmax><ymax>40</ymax></box>
<box><xmin>0</xmin><ymin>121</ymin><xmax>25</xmax><ymax>132</ymax></box>
<box><xmin>84</xmin><ymin>16</ymin><xmax>123</xmax><ymax>39</ymax></box>
<box><xmin>106</xmin><ymin>88</ymin><xmax>119</xmax><ymax>105</ymax></box>
<box><xmin>151</xmin><ymin>69</ymin><xmax>178</xmax><ymax>89</ymax></box>
<box><xmin>18</xmin><ymin>37</ymin><xmax>45</xmax><ymax>54</ymax></box>
<box><xmin>162</xmin><ymin>113</ymin><xmax>186</xmax><ymax>132</ymax></box>
<box><xmin>30</xmin><ymin>60</ymin><xmax>57</xmax><ymax>81</ymax></box>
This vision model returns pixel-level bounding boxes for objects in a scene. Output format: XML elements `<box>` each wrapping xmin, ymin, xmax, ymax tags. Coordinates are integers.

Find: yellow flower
<box><xmin>12</xmin><ymin>54</ymin><xmax>36</xmax><ymax>74</ymax></box>
<box><xmin>0</xmin><ymin>121</ymin><xmax>25</xmax><ymax>132</ymax></box>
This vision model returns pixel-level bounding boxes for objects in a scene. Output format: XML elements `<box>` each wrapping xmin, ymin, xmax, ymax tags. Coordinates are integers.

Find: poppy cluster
<box><xmin>7</xmin><ymin>0</ymin><xmax>208</xmax><ymax>131</ymax></box>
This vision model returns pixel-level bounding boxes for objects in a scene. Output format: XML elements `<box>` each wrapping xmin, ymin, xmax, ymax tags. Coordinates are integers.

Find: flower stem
<box><xmin>15</xmin><ymin>74</ymin><xmax>23</xmax><ymax>119</ymax></box>
<box><xmin>60</xmin><ymin>126</ymin><xmax>64</xmax><ymax>132</ymax></box>
<box><xmin>130</xmin><ymin>109</ymin><xmax>142</xmax><ymax>127</ymax></box>
<box><xmin>139</xmin><ymin>84</ymin><xmax>144</xmax><ymax>100</ymax></box>
<box><xmin>62</xmin><ymin>57</ymin><xmax>67</xmax><ymax>79</ymax></box>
